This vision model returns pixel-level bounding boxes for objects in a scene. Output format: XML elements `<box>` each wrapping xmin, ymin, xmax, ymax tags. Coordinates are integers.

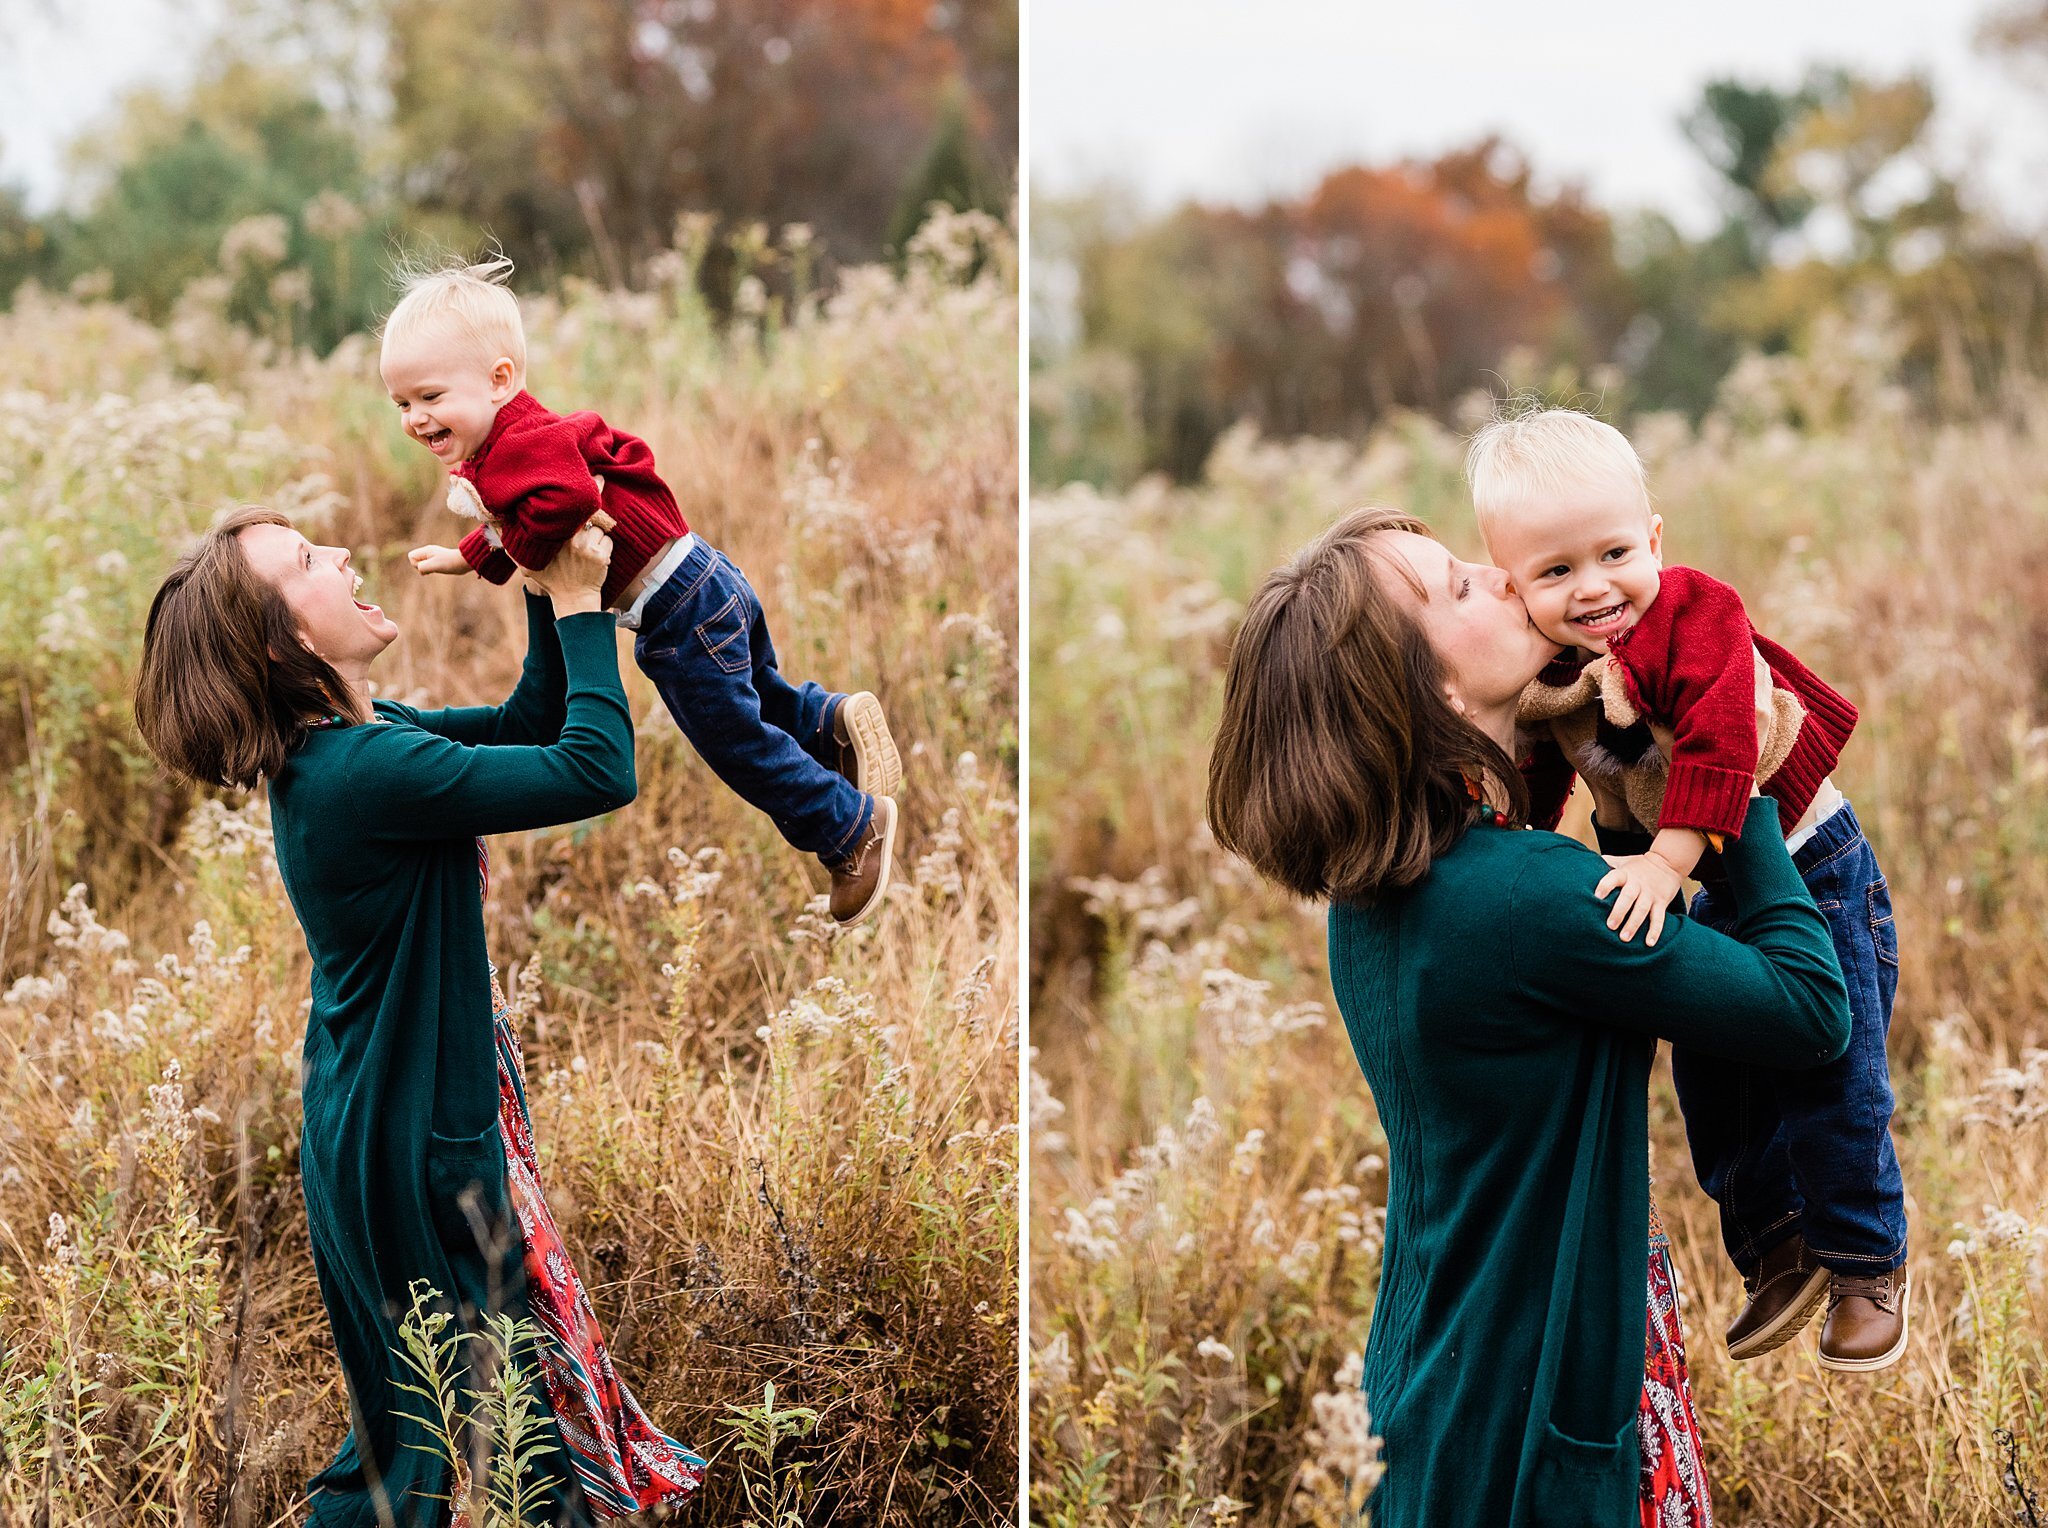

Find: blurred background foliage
<box><xmin>0</xmin><ymin>0</ymin><xmax>1017</xmax><ymax>350</ymax></box>
<box><xmin>1031</xmin><ymin>13</ymin><xmax>2048</xmax><ymax>486</ymax></box>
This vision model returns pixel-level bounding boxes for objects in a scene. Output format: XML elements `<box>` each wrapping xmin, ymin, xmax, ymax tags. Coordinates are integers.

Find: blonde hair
<box><xmin>380</xmin><ymin>256</ymin><xmax>526</xmax><ymax>380</ymax></box>
<box><xmin>1465</xmin><ymin>404</ymin><xmax>1650</xmax><ymax>541</ymax></box>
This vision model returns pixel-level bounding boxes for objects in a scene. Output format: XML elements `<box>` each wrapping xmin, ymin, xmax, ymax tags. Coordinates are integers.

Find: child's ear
<box><xmin>490</xmin><ymin>357</ymin><xmax>519</xmax><ymax>400</ymax></box>
<box><xmin>1646</xmin><ymin>513</ymin><xmax>1664</xmax><ymax>559</ymax></box>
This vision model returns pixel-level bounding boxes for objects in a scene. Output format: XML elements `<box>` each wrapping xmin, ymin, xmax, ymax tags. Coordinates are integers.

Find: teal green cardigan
<box><xmin>1329</xmin><ymin>799</ymin><xmax>1849</xmax><ymax>1528</ymax></box>
<box><xmin>268</xmin><ymin>596</ymin><xmax>633</xmax><ymax>1527</ymax></box>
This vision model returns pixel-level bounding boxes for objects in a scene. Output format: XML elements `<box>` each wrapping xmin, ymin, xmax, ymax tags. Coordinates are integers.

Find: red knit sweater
<box><xmin>1602</xmin><ymin>564</ymin><xmax>1857</xmax><ymax>840</ymax></box>
<box><xmin>454</xmin><ymin>390</ymin><xmax>689</xmax><ymax>611</ymax></box>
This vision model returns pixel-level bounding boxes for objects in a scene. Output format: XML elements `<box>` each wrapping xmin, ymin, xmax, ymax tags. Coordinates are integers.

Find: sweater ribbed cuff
<box><xmin>458</xmin><ymin>526</ymin><xmax>517</xmax><ymax>585</ymax></box>
<box><xmin>1658</xmin><ymin>763</ymin><xmax>1755</xmax><ymax>840</ymax></box>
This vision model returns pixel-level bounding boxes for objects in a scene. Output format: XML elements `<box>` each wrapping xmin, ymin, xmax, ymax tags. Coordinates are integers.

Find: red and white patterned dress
<box><xmin>478</xmin><ymin>840</ymin><xmax>706</xmax><ymax>1516</ymax></box>
<box><xmin>1641</xmin><ymin>1193</ymin><xmax>1713</xmax><ymax>1526</ymax></box>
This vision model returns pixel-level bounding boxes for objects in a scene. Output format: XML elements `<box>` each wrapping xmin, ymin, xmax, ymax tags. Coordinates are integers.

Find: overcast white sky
<box><xmin>1031</xmin><ymin>0</ymin><xmax>2048</xmax><ymax>233</ymax></box>
<box><xmin>0</xmin><ymin>0</ymin><xmax>224</xmax><ymax>210</ymax></box>
<box><xmin>9</xmin><ymin>0</ymin><xmax>2048</xmax><ymax>233</ymax></box>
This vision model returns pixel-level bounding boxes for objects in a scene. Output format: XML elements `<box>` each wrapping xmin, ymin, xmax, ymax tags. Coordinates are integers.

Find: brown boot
<box><xmin>828</xmin><ymin>691</ymin><xmax>902</xmax><ymax>797</ymax></box>
<box><xmin>1726</xmin><ymin>1234</ymin><xmax>1829</xmax><ymax>1361</ymax></box>
<box><xmin>827</xmin><ymin>796</ymin><xmax>897</xmax><ymax>926</ymax></box>
<box><xmin>1818</xmin><ymin>1270</ymin><xmax>1908</xmax><ymax>1372</ymax></box>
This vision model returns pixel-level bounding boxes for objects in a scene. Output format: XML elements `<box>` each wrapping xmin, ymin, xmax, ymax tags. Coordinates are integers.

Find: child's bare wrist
<box><xmin>1645</xmin><ymin>845</ymin><xmax>1690</xmax><ymax>877</ymax></box>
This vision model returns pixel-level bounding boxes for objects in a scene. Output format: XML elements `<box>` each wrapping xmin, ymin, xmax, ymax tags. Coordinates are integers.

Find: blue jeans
<box><xmin>1676</xmin><ymin>799</ymin><xmax>1907</xmax><ymax>1276</ymax></box>
<box><xmin>631</xmin><ymin>538</ymin><xmax>872</xmax><ymax>866</ymax></box>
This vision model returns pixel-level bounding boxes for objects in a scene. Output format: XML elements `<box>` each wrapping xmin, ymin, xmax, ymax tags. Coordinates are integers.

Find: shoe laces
<box><xmin>1828</xmin><ymin>1272</ymin><xmax>1898</xmax><ymax>1312</ymax></box>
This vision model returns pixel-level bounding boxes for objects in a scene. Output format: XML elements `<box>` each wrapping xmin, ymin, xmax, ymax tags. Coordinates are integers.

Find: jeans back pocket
<box><xmin>694</xmin><ymin>589</ymin><xmax>752</xmax><ymax>675</ymax></box>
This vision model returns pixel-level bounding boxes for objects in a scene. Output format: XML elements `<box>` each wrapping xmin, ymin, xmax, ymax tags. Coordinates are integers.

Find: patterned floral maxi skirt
<box><xmin>476</xmin><ymin>841</ymin><xmax>706</xmax><ymax>1517</ymax></box>
<box><xmin>1641</xmin><ymin>1198</ymin><xmax>1713</xmax><ymax>1527</ymax></box>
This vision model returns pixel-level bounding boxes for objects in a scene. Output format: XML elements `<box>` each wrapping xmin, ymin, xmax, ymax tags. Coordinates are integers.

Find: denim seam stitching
<box><xmin>693</xmin><ymin>592</ymin><xmax>751</xmax><ymax>674</ymax></box>
<box><xmin>1805</xmin><ymin>1237</ymin><xmax>1908</xmax><ymax>1267</ymax></box>
<box><xmin>641</xmin><ymin>544</ymin><xmax>721</xmax><ymax>633</ymax></box>
<box><xmin>1795</xmin><ymin>828</ymin><xmax>1866</xmax><ymax>879</ymax></box>
<box><xmin>821</xmin><ymin>796</ymin><xmax>871</xmax><ymax>863</ymax></box>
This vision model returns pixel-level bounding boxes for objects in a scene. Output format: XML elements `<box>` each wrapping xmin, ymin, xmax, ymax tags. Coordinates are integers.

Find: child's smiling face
<box><xmin>380</xmin><ymin>319</ymin><xmax>520</xmax><ymax>465</ymax></box>
<box><xmin>1483</xmin><ymin>488</ymin><xmax>1664</xmax><ymax>655</ymax></box>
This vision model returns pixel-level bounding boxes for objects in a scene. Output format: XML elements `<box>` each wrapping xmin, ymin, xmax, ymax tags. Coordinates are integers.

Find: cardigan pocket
<box><xmin>426</xmin><ymin>1122</ymin><xmax>508</xmax><ymax>1254</ymax></box>
<box><xmin>1524</xmin><ymin>1416</ymin><xmax>1636</xmax><ymax>1527</ymax></box>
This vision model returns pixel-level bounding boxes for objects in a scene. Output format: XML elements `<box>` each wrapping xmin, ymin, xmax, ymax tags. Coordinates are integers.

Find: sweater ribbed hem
<box><xmin>1660</xmin><ymin>763</ymin><xmax>1756</xmax><ymax>839</ymax></box>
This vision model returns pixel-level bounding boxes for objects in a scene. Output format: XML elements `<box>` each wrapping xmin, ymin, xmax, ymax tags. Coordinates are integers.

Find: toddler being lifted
<box><xmin>384</xmin><ymin>259</ymin><xmax>902</xmax><ymax>925</ymax></box>
<box><xmin>1470</xmin><ymin>406</ymin><xmax>1907</xmax><ymax>1374</ymax></box>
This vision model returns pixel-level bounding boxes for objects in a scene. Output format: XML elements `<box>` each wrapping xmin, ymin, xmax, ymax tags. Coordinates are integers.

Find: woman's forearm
<box><xmin>349</xmin><ymin>611</ymin><xmax>635</xmax><ymax>840</ymax></box>
<box><xmin>1511</xmin><ymin>798</ymin><xmax>1851</xmax><ymax>1067</ymax></box>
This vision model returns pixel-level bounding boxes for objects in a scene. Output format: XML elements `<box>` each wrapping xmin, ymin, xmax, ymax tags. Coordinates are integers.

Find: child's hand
<box><xmin>1594</xmin><ymin>851</ymin><xmax>1687</xmax><ymax>946</ymax></box>
<box><xmin>409</xmin><ymin>544</ymin><xmax>469</xmax><ymax>576</ymax></box>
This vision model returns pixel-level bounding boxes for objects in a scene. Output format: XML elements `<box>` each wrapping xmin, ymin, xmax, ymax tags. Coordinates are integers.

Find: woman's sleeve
<box><xmin>403</xmin><ymin>593</ymin><xmax>570</xmax><ymax>747</ymax></box>
<box><xmin>346</xmin><ymin>610</ymin><xmax>634</xmax><ymax>839</ymax></box>
<box><xmin>1508</xmin><ymin>798</ymin><xmax>1850</xmax><ymax>1067</ymax></box>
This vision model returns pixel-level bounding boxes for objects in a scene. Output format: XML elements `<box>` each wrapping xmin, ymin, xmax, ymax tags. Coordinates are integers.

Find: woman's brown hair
<box><xmin>1206</xmin><ymin>506</ymin><xmax>1528</xmax><ymax>903</ymax></box>
<box><xmin>135</xmin><ymin>507</ymin><xmax>366</xmax><ymax>789</ymax></box>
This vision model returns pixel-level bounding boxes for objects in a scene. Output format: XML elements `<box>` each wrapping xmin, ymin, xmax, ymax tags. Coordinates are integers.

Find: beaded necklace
<box><xmin>1462</xmin><ymin>772</ymin><xmax>1511</xmax><ymax>829</ymax></box>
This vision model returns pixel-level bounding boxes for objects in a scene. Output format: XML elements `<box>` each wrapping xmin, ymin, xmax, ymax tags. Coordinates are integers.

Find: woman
<box><xmin>135</xmin><ymin>508</ymin><xmax>703</xmax><ymax>1526</ymax></box>
<box><xmin>1206</xmin><ymin>508</ymin><xmax>1850</xmax><ymax>1527</ymax></box>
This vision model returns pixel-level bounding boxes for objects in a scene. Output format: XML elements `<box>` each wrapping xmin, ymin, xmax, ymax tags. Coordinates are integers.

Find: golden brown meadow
<box><xmin>0</xmin><ymin>210</ymin><xmax>1019</xmax><ymax>1525</ymax></box>
<box><xmin>1029</xmin><ymin>315</ymin><xmax>2048</xmax><ymax>1525</ymax></box>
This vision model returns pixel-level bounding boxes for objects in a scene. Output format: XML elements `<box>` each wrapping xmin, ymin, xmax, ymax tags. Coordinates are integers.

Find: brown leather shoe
<box><xmin>1818</xmin><ymin>1270</ymin><xmax>1908</xmax><ymax>1372</ymax></box>
<box><xmin>829</xmin><ymin>692</ymin><xmax>902</xmax><ymax>797</ymax></box>
<box><xmin>827</xmin><ymin>796</ymin><xmax>897</xmax><ymax>926</ymax></box>
<box><xmin>1726</xmin><ymin>1234</ymin><xmax>1830</xmax><ymax>1361</ymax></box>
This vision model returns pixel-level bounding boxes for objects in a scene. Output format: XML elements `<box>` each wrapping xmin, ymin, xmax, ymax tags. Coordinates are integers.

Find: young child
<box><xmin>382</xmin><ymin>259</ymin><xmax>902</xmax><ymax>926</ymax></box>
<box><xmin>1468</xmin><ymin>406</ymin><xmax>1907</xmax><ymax>1373</ymax></box>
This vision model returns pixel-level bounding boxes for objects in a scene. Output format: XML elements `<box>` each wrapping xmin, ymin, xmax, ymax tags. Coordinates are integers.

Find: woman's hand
<box><xmin>527</xmin><ymin>523</ymin><xmax>613</xmax><ymax>616</ymax></box>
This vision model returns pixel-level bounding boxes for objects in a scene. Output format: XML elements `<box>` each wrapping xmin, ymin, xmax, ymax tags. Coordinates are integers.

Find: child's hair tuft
<box><xmin>380</xmin><ymin>252</ymin><xmax>526</xmax><ymax>379</ymax></box>
<box><xmin>1465</xmin><ymin>398</ymin><xmax>1650</xmax><ymax>540</ymax></box>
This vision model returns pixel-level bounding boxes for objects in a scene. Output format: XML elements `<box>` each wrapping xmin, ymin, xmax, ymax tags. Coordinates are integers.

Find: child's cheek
<box><xmin>1530</xmin><ymin>593</ymin><xmax>1578</xmax><ymax>651</ymax></box>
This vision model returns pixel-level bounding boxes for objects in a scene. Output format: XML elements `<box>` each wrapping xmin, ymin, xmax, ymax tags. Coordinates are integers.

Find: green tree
<box><xmin>59</xmin><ymin>60</ymin><xmax>388</xmax><ymax>349</ymax></box>
<box><xmin>887</xmin><ymin>80</ymin><xmax>1007</xmax><ymax>255</ymax></box>
<box><xmin>1680</xmin><ymin>71</ymin><xmax>1850</xmax><ymax>253</ymax></box>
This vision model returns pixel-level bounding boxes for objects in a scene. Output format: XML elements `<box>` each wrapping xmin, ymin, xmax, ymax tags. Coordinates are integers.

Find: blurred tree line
<box><xmin>0</xmin><ymin>0</ymin><xmax>1017</xmax><ymax>350</ymax></box>
<box><xmin>1032</xmin><ymin>29</ymin><xmax>2048</xmax><ymax>486</ymax></box>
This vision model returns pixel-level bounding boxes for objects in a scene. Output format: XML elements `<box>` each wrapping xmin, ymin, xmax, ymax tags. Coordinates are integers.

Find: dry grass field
<box><xmin>1029</xmin><ymin>317</ymin><xmax>2048</xmax><ymax>1525</ymax></box>
<box><xmin>0</xmin><ymin>211</ymin><xmax>1019</xmax><ymax>1526</ymax></box>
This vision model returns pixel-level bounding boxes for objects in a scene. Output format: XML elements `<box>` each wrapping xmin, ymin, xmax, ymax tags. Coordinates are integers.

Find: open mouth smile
<box><xmin>421</xmin><ymin>427</ymin><xmax>454</xmax><ymax>452</ymax></box>
<box><xmin>1571</xmin><ymin>601</ymin><xmax>1630</xmax><ymax>636</ymax></box>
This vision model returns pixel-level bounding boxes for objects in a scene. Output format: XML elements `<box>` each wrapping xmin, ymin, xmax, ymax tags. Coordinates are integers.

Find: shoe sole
<box><xmin>836</xmin><ymin>691</ymin><xmax>902</xmax><ymax>798</ymax></box>
<box><xmin>1727</xmin><ymin>1267</ymin><xmax>1830</xmax><ymax>1362</ymax></box>
<box><xmin>1817</xmin><ymin>1276</ymin><xmax>1910</xmax><ymax>1373</ymax></box>
<box><xmin>834</xmin><ymin>796</ymin><xmax>897</xmax><ymax>928</ymax></box>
